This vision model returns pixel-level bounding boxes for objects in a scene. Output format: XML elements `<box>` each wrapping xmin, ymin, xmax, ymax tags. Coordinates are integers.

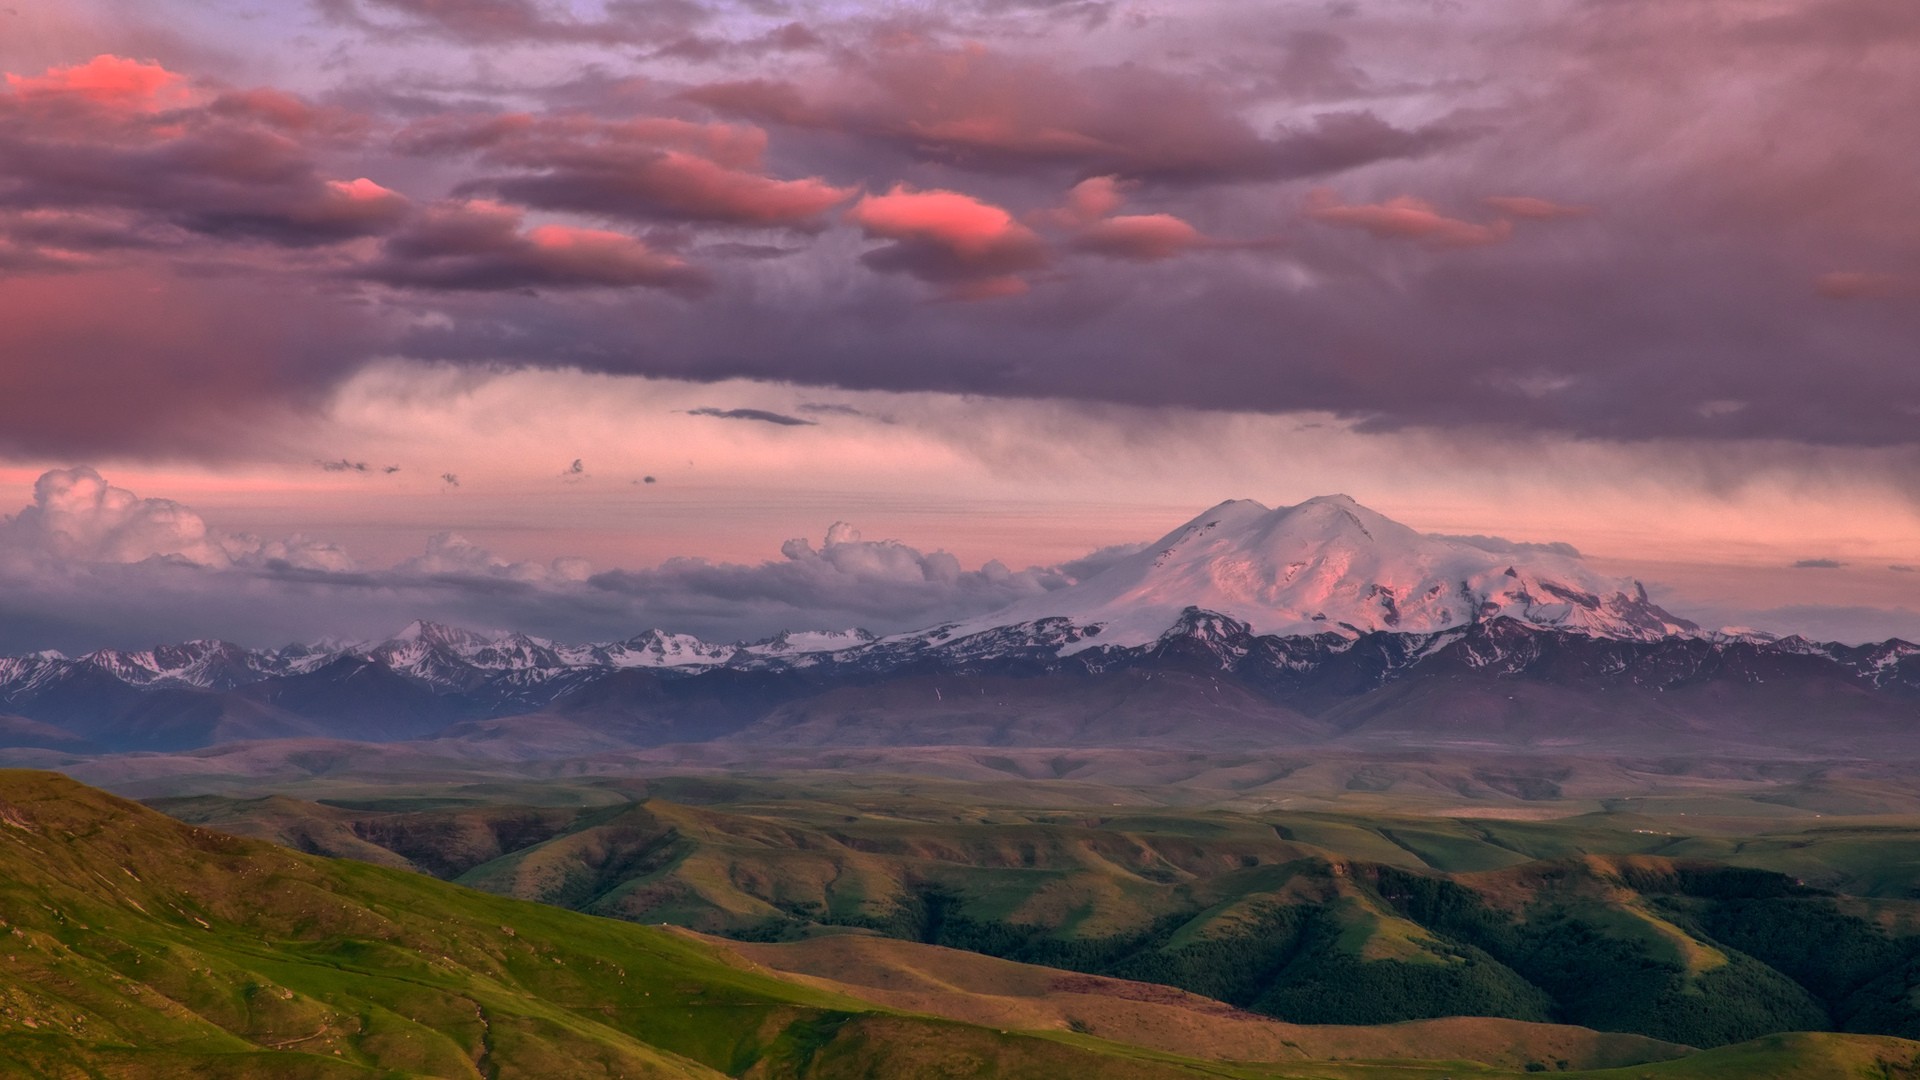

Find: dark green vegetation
<box><xmin>153</xmin><ymin>768</ymin><xmax>1920</xmax><ymax>1053</ymax></box>
<box><xmin>749</xmin><ymin>861</ymin><xmax>1919</xmax><ymax>1049</ymax></box>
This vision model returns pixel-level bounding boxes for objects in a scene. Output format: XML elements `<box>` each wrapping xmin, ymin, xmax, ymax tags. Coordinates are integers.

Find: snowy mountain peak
<box><xmin>745</xmin><ymin>628</ymin><xmax>877</xmax><ymax>654</ymax></box>
<box><xmin>949</xmin><ymin>495</ymin><xmax>1699</xmax><ymax>649</ymax></box>
<box><xmin>388</xmin><ymin>620</ymin><xmax>494</xmax><ymax>651</ymax></box>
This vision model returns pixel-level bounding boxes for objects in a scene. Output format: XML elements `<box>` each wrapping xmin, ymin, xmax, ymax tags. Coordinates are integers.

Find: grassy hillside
<box><xmin>0</xmin><ymin>770</ymin><xmax>1397</xmax><ymax>1079</ymax></box>
<box><xmin>8</xmin><ymin>769</ymin><xmax>1920</xmax><ymax>1077</ymax></box>
<box><xmin>149</xmin><ymin>776</ymin><xmax>1920</xmax><ymax>1050</ymax></box>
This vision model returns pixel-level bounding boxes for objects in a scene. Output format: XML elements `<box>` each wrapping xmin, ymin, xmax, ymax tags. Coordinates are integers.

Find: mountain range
<box><xmin>2</xmin><ymin>496</ymin><xmax>1913</xmax><ymax>756</ymax></box>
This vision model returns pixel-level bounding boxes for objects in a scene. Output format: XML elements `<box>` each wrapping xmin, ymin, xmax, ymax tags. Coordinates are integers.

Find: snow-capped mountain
<box><xmin>944</xmin><ymin>496</ymin><xmax>1697</xmax><ymax>649</ymax></box>
<box><xmin>0</xmin><ymin>496</ymin><xmax>1912</xmax><ymax>756</ymax></box>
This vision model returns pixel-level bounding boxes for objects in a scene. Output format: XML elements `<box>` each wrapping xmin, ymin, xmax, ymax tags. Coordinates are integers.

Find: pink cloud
<box><xmin>845</xmin><ymin>184</ymin><xmax>1048</xmax><ymax>299</ymax></box>
<box><xmin>367</xmin><ymin>199</ymin><xmax>706</xmax><ymax>292</ymax></box>
<box><xmin>1035</xmin><ymin>176</ymin><xmax>1127</xmax><ymax>229</ymax></box>
<box><xmin>848</xmin><ymin>186</ymin><xmax>1033</xmax><ymax>255</ymax></box>
<box><xmin>1035</xmin><ymin>175</ymin><xmax>1208</xmax><ymax>261</ymax></box>
<box><xmin>405</xmin><ymin>111</ymin><xmax>855</xmax><ymax>227</ymax></box>
<box><xmin>1306</xmin><ymin>191</ymin><xmax>1513</xmax><ymax>248</ymax></box>
<box><xmin>0</xmin><ymin>56</ymin><xmax>406</xmax><ymax>248</ymax></box>
<box><xmin>1074</xmin><ymin>214</ymin><xmax>1206</xmax><ymax>261</ymax></box>
<box><xmin>0</xmin><ymin>266</ymin><xmax>383</xmax><ymax>457</ymax></box>
<box><xmin>3</xmin><ymin>54</ymin><xmax>189</xmax><ymax>110</ymax></box>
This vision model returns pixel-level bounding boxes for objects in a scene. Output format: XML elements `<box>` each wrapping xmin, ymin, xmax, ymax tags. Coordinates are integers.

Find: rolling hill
<box><xmin>145</xmin><ymin>773</ymin><xmax>1920</xmax><ymax>1050</ymax></box>
<box><xmin>7</xmin><ymin>771</ymin><xmax>1920</xmax><ymax>1076</ymax></box>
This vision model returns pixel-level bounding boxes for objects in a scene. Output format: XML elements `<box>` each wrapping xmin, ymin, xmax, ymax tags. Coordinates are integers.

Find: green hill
<box><xmin>150</xmin><ymin>779</ymin><xmax>1920</xmax><ymax>1049</ymax></box>
<box><xmin>0</xmin><ymin>770</ymin><xmax>1330</xmax><ymax>1079</ymax></box>
<box><xmin>7</xmin><ymin>770</ymin><xmax>1920</xmax><ymax>1078</ymax></box>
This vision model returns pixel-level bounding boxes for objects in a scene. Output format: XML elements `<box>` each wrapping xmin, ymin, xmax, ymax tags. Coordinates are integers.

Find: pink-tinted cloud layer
<box><xmin>0</xmin><ymin>0</ymin><xmax>1916</xmax><ymax>461</ymax></box>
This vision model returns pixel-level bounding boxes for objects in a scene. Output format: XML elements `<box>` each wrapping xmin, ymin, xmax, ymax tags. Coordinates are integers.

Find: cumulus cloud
<box><xmin>0</xmin><ymin>468</ymin><xmax>1094</xmax><ymax>652</ymax></box>
<box><xmin>4</xmin><ymin>54</ymin><xmax>192</xmax><ymax>108</ymax></box>
<box><xmin>1040</xmin><ymin>176</ymin><xmax>1209</xmax><ymax>262</ymax></box>
<box><xmin>0</xmin><ymin>466</ymin><xmax>229</xmax><ymax>566</ymax></box>
<box><xmin>1071</xmin><ymin>214</ymin><xmax>1206</xmax><ymax>261</ymax></box>
<box><xmin>407</xmin><ymin>111</ymin><xmax>856</xmax><ymax>228</ymax></box>
<box><xmin>0</xmin><ymin>56</ymin><xmax>405</xmax><ymax>249</ymax></box>
<box><xmin>365</xmin><ymin>199</ymin><xmax>707</xmax><ymax>293</ymax></box>
<box><xmin>396</xmin><ymin>532</ymin><xmax>591</xmax><ymax>584</ymax></box>
<box><xmin>845</xmin><ymin>184</ymin><xmax>1049</xmax><ymax>299</ymax></box>
<box><xmin>1055</xmin><ymin>541</ymin><xmax>1151</xmax><ymax>582</ymax></box>
<box><xmin>0</xmin><ymin>467</ymin><xmax>350</xmax><ymax>572</ymax></box>
<box><xmin>589</xmin><ymin>519</ymin><xmax>1069</xmax><ymax>632</ymax></box>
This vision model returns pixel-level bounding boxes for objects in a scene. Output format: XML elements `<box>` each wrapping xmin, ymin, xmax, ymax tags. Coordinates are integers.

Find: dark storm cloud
<box><xmin>796</xmin><ymin>402</ymin><xmax>893</xmax><ymax>422</ymax></box>
<box><xmin>0</xmin><ymin>267</ymin><xmax>388</xmax><ymax>458</ymax></box>
<box><xmin>3</xmin><ymin>2</ymin><xmax>1920</xmax><ymax>457</ymax></box>
<box><xmin>0</xmin><ymin>58</ymin><xmax>405</xmax><ymax>456</ymax></box>
<box><xmin>0</xmin><ymin>58</ymin><xmax>404</xmax><ymax>248</ymax></box>
<box><xmin>681</xmin><ymin>55</ymin><xmax>1464</xmax><ymax>184</ymax></box>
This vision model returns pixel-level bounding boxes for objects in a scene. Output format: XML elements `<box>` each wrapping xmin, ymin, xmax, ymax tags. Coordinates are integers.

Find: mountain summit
<box><xmin>957</xmin><ymin>495</ymin><xmax>1697</xmax><ymax>647</ymax></box>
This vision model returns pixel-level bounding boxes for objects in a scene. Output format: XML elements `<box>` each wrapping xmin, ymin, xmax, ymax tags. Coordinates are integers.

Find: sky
<box><xmin>0</xmin><ymin>0</ymin><xmax>1916</xmax><ymax>651</ymax></box>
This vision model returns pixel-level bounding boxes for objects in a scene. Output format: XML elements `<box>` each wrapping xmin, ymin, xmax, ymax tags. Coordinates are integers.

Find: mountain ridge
<box><xmin>0</xmin><ymin>496</ymin><xmax>1912</xmax><ymax>757</ymax></box>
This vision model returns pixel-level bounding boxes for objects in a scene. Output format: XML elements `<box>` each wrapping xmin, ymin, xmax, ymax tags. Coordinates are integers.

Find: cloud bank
<box><xmin>0</xmin><ymin>468</ymin><xmax>1071</xmax><ymax>653</ymax></box>
<box><xmin>0</xmin><ymin>1</ymin><xmax>1915</xmax><ymax>458</ymax></box>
